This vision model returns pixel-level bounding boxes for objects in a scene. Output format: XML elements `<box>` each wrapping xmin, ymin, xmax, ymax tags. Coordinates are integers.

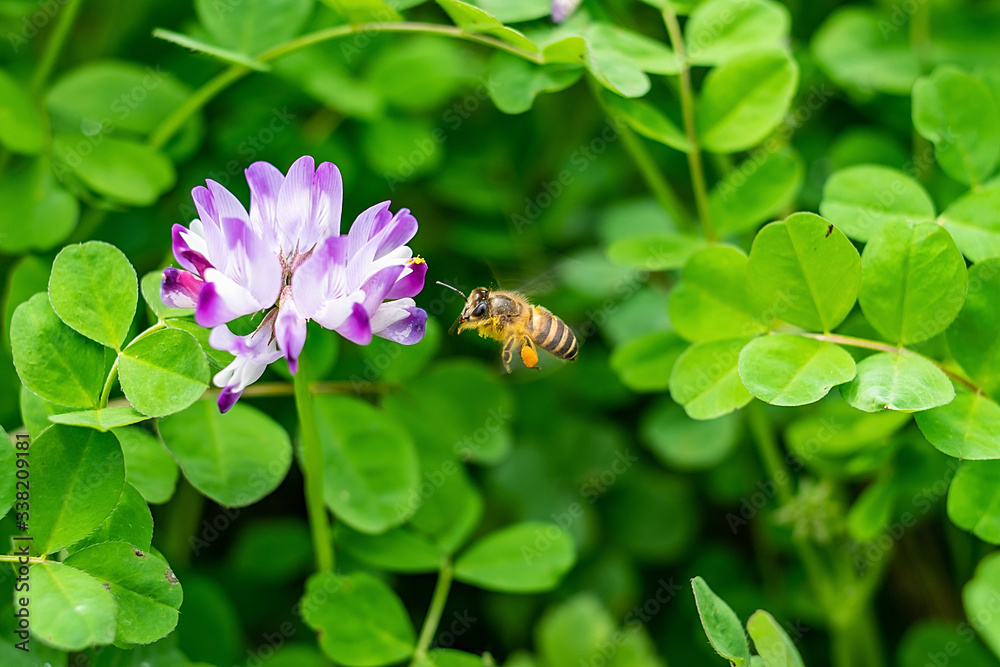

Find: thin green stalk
<box><xmin>293</xmin><ymin>369</ymin><xmax>335</xmax><ymax>573</ymax></box>
<box><xmin>149</xmin><ymin>22</ymin><xmax>543</xmax><ymax>149</ymax></box>
<box><xmin>412</xmin><ymin>560</ymin><xmax>454</xmax><ymax>662</ymax></box>
<box><xmin>158</xmin><ymin>477</ymin><xmax>203</xmax><ymax>568</ymax></box>
<box><xmin>619</xmin><ymin>126</ymin><xmax>696</xmax><ymax>230</ymax></box>
<box><xmin>661</xmin><ymin>5</ymin><xmax>715</xmax><ymax>241</ymax></box>
<box><xmin>910</xmin><ymin>0</ymin><xmax>933</xmax><ymax>183</ymax></box>
<box><xmin>30</xmin><ymin>0</ymin><xmax>86</xmax><ymax>96</ymax></box>
<box><xmin>99</xmin><ymin>356</ymin><xmax>120</xmax><ymax>408</ymax></box>
<box><xmin>0</xmin><ymin>554</ymin><xmax>49</xmax><ymax>564</ymax></box>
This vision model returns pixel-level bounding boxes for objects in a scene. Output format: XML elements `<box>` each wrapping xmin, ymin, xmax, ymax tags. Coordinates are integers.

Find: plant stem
<box><xmin>149</xmin><ymin>22</ymin><xmax>543</xmax><ymax>149</ymax></box>
<box><xmin>661</xmin><ymin>5</ymin><xmax>715</xmax><ymax>242</ymax></box>
<box><xmin>910</xmin><ymin>0</ymin><xmax>933</xmax><ymax>182</ymax></box>
<box><xmin>0</xmin><ymin>554</ymin><xmax>49</xmax><ymax>564</ymax></box>
<box><xmin>412</xmin><ymin>560</ymin><xmax>454</xmax><ymax>662</ymax></box>
<box><xmin>30</xmin><ymin>0</ymin><xmax>86</xmax><ymax>96</ymax></box>
<box><xmin>618</xmin><ymin>125</ymin><xmax>696</xmax><ymax>230</ymax></box>
<box><xmin>158</xmin><ymin>477</ymin><xmax>203</xmax><ymax>568</ymax></box>
<box><xmin>293</xmin><ymin>369</ymin><xmax>334</xmax><ymax>574</ymax></box>
<box><xmin>99</xmin><ymin>355</ymin><xmax>120</xmax><ymax>408</ymax></box>
<box><xmin>799</xmin><ymin>332</ymin><xmax>980</xmax><ymax>392</ymax></box>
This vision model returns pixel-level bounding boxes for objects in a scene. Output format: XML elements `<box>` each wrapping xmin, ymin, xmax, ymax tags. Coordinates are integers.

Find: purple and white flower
<box><xmin>162</xmin><ymin>156</ymin><xmax>428</xmax><ymax>412</ymax></box>
<box><xmin>551</xmin><ymin>0</ymin><xmax>583</xmax><ymax>23</ymax></box>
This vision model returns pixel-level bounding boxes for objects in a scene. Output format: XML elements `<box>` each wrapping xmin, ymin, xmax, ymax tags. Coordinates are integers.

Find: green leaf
<box><xmin>301</xmin><ymin>571</ymin><xmax>416</xmax><ymax>666</ymax></box>
<box><xmin>0</xmin><ymin>160</ymin><xmax>78</xmax><ymax>254</ymax></box>
<box><xmin>53</xmin><ymin>134</ymin><xmax>176</xmax><ymax>206</ymax></box>
<box><xmin>315</xmin><ymin>395</ymin><xmax>419</xmax><ymax>534</ymax></box>
<box><xmin>323</xmin><ymin>0</ymin><xmax>403</xmax><ymax>22</ymax></box>
<box><xmin>454</xmin><ymin>521</ymin><xmax>576</xmax><ymax>592</ymax></box>
<box><xmin>46</xmin><ymin>59</ymin><xmax>201</xmax><ymax>137</ymax></box>
<box><xmin>2</xmin><ymin>255</ymin><xmax>50</xmax><ymax>352</ymax></box>
<box><xmin>669</xmin><ymin>338</ymin><xmax>753</xmax><ymax>420</ymax></box>
<box><xmin>819</xmin><ymin>165</ymin><xmax>936</xmax><ymax>243</ymax></box>
<box><xmin>49</xmin><ymin>241</ymin><xmax>137</xmax><ymax>349</ymax></box>
<box><xmin>606</xmin><ymin>233</ymin><xmax>705</xmax><ymax>271</ymax></box>
<box><xmin>746</xmin><ymin>610</ymin><xmax>805</xmax><ymax>667</ymax></box>
<box><xmin>196</xmin><ymin>0</ymin><xmax>314</xmax><ymax>54</ymax></box>
<box><xmin>584</xmin><ymin>23</ymin><xmax>680</xmax><ymax>75</ymax></box>
<box><xmin>696</xmin><ymin>50</ymin><xmax>798</xmax><ymax>153</ymax></box>
<box><xmin>10</xmin><ymin>293</ymin><xmax>104</xmax><ymax>408</ymax></box>
<box><xmin>165</xmin><ymin>318</ymin><xmax>235</xmax><ymax>370</ymax></box>
<box><xmin>158</xmin><ymin>401</ymin><xmax>292</xmax><ymax>507</ymax></box>
<box><xmin>65</xmin><ymin>542</ymin><xmax>183</xmax><ymax>646</ymax></box>
<box><xmin>537</xmin><ymin>594</ymin><xmax>616</xmax><ymax>667</ymax></box>
<box><xmin>0</xmin><ymin>70</ymin><xmax>43</xmax><ymax>154</ymax></box>
<box><xmin>383</xmin><ymin>360</ymin><xmax>514</xmax><ymax>465</ymax></box>
<box><xmin>407</xmin><ymin>455</ymin><xmax>483</xmax><ymax>553</ymax></box>
<box><xmin>691</xmin><ymin>576</ymin><xmax>751</xmax><ymax>666</ymax></box>
<box><xmin>334</xmin><ymin>524</ymin><xmax>444</xmax><ymax>573</ymax></box>
<box><xmin>415</xmin><ymin>649</ymin><xmax>486</xmax><ymax>667</ymax></box>
<box><xmin>435</xmin><ymin>0</ymin><xmax>537</xmax><ymax>53</ymax></box>
<box><xmin>20</xmin><ymin>384</ymin><xmax>72</xmax><ymax>439</ymax></box>
<box><xmin>859</xmin><ymin>220</ymin><xmax>968</xmax><ymax>345</ymax></box>
<box><xmin>69</xmin><ymin>483</ymin><xmax>153</xmax><ymax>554</ymax></box>
<box><xmin>898</xmin><ymin>621</ymin><xmax>997</xmax><ymax>667</ymax></box>
<box><xmin>231</xmin><ymin>518</ymin><xmax>312</xmax><ymax>583</ymax></box>
<box><xmin>488</xmin><ymin>52</ymin><xmax>582</xmax><ymax>115</ymax></box>
<box><xmin>32</xmin><ymin>425</ymin><xmax>125</xmax><ymax>555</ymax></box>
<box><xmin>847</xmin><ymin>479</ymin><xmax>896</xmax><ymax>542</ymax></box>
<box><xmin>610</xmin><ymin>330</ymin><xmax>688</xmax><ymax>392</ymax></box>
<box><xmin>916</xmin><ymin>393</ymin><xmax>1000</xmax><ymax>460</ymax></box>
<box><xmin>840</xmin><ymin>352</ymin><xmax>955</xmax><ymax>413</ymax></box>
<box><xmin>738</xmin><ymin>335</ymin><xmax>856</xmax><ymax>406</ymax></box>
<box><xmin>470</xmin><ymin>0</ymin><xmax>548</xmax><ymax>23</ymax></box>
<box><xmin>31</xmin><ymin>562</ymin><xmax>116</xmax><ymax>651</ymax></box>
<box><xmin>913</xmin><ymin>66</ymin><xmax>1000</xmax><ymax>186</ymax></box>
<box><xmin>746</xmin><ymin>213</ymin><xmax>862</xmax><ymax>332</ymax></box>
<box><xmin>670</xmin><ymin>245</ymin><xmax>768</xmax><ymax>342</ymax></box>
<box><xmin>811</xmin><ymin>7</ymin><xmax>919</xmax><ymax>95</ymax></box>
<box><xmin>584</xmin><ymin>39</ymin><xmax>650</xmax><ymax>98</ymax></box>
<box><xmin>600</xmin><ymin>91</ymin><xmax>690</xmax><ymax>152</ymax></box>
<box><xmin>685</xmin><ymin>0</ymin><xmax>791</xmax><ymax>66</ymax></box>
<box><xmin>119</xmin><ymin>328</ymin><xmax>210</xmax><ymax>417</ymax></box>
<box><xmin>49</xmin><ymin>406</ymin><xmax>147</xmax><ymax>431</ymax></box>
<box><xmin>964</xmin><ymin>553</ymin><xmax>1000</xmax><ymax>659</ymax></box>
<box><xmin>152</xmin><ymin>28</ymin><xmax>271</xmax><ymax>70</ymax></box>
<box><xmin>939</xmin><ymin>187</ymin><xmax>1000</xmax><ymax>263</ymax></box>
<box><xmin>948</xmin><ymin>259</ymin><xmax>1000</xmax><ymax>396</ymax></box>
<box><xmin>948</xmin><ymin>461</ymin><xmax>1000</xmax><ymax>544</ymax></box>
<box><xmin>113</xmin><ymin>426</ymin><xmax>179</xmax><ymax>505</ymax></box>
<box><xmin>710</xmin><ymin>147</ymin><xmax>804</xmax><ymax>235</ymax></box>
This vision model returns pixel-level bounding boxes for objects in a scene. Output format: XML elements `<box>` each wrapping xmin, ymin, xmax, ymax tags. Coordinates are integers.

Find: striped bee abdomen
<box><xmin>528</xmin><ymin>306</ymin><xmax>578</xmax><ymax>361</ymax></box>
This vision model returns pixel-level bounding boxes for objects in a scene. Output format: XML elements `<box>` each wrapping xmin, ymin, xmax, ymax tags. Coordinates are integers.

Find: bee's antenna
<box><xmin>436</xmin><ymin>281</ymin><xmax>467</xmax><ymax>299</ymax></box>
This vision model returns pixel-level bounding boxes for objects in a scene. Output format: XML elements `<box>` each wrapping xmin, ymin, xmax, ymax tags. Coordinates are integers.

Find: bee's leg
<box><xmin>520</xmin><ymin>335</ymin><xmax>540</xmax><ymax>370</ymax></box>
<box><xmin>501</xmin><ymin>336</ymin><xmax>517</xmax><ymax>373</ymax></box>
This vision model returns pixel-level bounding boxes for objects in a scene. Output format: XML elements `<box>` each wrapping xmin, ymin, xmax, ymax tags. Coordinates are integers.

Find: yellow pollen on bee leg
<box><xmin>521</xmin><ymin>345</ymin><xmax>539</xmax><ymax>369</ymax></box>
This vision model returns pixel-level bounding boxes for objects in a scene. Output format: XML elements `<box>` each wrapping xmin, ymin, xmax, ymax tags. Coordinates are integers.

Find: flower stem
<box><xmin>619</xmin><ymin>125</ymin><xmax>697</xmax><ymax>230</ymax></box>
<box><xmin>30</xmin><ymin>0</ymin><xmax>86</xmax><ymax>96</ymax></box>
<box><xmin>149</xmin><ymin>22</ymin><xmax>543</xmax><ymax>149</ymax></box>
<box><xmin>0</xmin><ymin>554</ymin><xmax>49</xmax><ymax>564</ymax></box>
<box><xmin>99</xmin><ymin>355</ymin><xmax>120</xmax><ymax>409</ymax></box>
<box><xmin>661</xmin><ymin>5</ymin><xmax>715</xmax><ymax>242</ymax></box>
<box><xmin>293</xmin><ymin>369</ymin><xmax>334</xmax><ymax>574</ymax></box>
<box><xmin>412</xmin><ymin>559</ymin><xmax>454</xmax><ymax>662</ymax></box>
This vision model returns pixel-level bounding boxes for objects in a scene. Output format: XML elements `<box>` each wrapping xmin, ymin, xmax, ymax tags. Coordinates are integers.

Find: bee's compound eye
<box><xmin>473</xmin><ymin>303</ymin><xmax>488</xmax><ymax>317</ymax></box>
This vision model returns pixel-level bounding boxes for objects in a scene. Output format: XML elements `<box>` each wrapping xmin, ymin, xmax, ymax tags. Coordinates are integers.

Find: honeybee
<box><xmin>437</xmin><ymin>281</ymin><xmax>578</xmax><ymax>372</ymax></box>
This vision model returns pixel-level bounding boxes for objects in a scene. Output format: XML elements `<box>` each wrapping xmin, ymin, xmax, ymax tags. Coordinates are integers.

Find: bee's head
<box><xmin>460</xmin><ymin>288</ymin><xmax>491</xmax><ymax>323</ymax></box>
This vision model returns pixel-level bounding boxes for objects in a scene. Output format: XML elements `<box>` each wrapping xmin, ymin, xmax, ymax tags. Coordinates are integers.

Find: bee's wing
<box><xmin>487</xmin><ymin>261</ymin><xmax>563</xmax><ymax>298</ymax></box>
<box><xmin>448</xmin><ymin>315</ymin><xmax>463</xmax><ymax>335</ymax></box>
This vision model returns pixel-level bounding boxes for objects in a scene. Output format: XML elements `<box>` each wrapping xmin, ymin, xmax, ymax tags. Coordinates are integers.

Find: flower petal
<box><xmin>246</xmin><ymin>161</ymin><xmax>284</xmax><ymax>245</ymax></box>
<box><xmin>373</xmin><ymin>301</ymin><xmax>427</xmax><ymax>345</ymax></box>
<box><xmin>207</xmin><ymin>179</ymin><xmax>250</xmax><ymax>225</ymax></box>
<box><xmin>275</xmin><ymin>298</ymin><xmax>307</xmax><ymax>375</ymax></box>
<box><xmin>161</xmin><ymin>268</ymin><xmax>203</xmax><ymax>309</ymax></box>
<box><xmin>276</xmin><ymin>155</ymin><xmax>315</xmax><ymax>254</ymax></box>
<box><xmin>172</xmin><ymin>224</ymin><xmax>211</xmax><ymax>275</ymax></box>
<box><xmin>195</xmin><ymin>269</ymin><xmax>264</xmax><ymax>327</ymax></box>
<box><xmin>374</xmin><ymin>208</ymin><xmax>418</xmax><ymax>260</ymax></box>
<box><xmin>347</xmin><ymin>201</ymin><xmax>392</xmax><ymax>259</ymax></box>
<box><xmin>335</xmin><ymin>301</ymin><xmax>373</xmax><ymax>345</ymax></box>
<box><xmin>360</xmin><ymin>264</ymin><xmax>406</xmax><ymax>317</ymax></box>
<box><xmin>386</xmin><ymin>260</ymin><xmax>427</xmax><ymax>300</ymax></box>
<box><xmin>313</xmin><ymin>161</ymin><xmax>343</xmax><ymax>241</ymax></box>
